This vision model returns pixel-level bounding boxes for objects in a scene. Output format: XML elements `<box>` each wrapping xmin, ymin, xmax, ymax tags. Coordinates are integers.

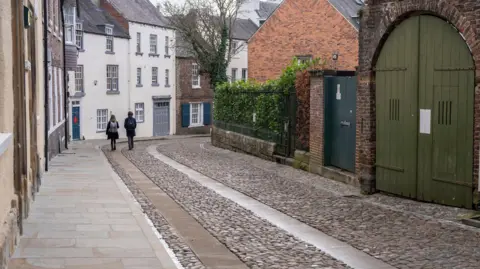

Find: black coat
<box><xmin>124</xmin><ymin>117</ymin><xmax>137</xmax><ymax>137</ymax></box>
<box><xmin>106</xmin><ymin>121</ymin><xmax>120</xmax><ymax>140</ymax></box>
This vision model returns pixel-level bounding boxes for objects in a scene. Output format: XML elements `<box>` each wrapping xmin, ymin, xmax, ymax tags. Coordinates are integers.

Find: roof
<box><xmin>231</xmin><ymin>18</ymin><xmax>258</xmax><ymax>40</ymax></box>
<box><xmin>328</xmin><ymin>0</ymin><xmax>364</xmax><ymax>29</ymax></box>
<box><xmin>78</xmin><ymin>0</ymin><xmax>129</xmax><ymax>38</ymax></box>
<box><xmin>106</xmin><ymin>0</ymin><xmax>172</xmax><ymax>28</ymax></box>
<box><xmin>256</xmin><ymin>1</ymin><xmax>279</xmax><ymax>20</ymax></box>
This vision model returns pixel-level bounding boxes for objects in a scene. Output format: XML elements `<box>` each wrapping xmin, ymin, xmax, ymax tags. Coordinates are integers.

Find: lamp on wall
<box><xmin>332</xmin><ymin>52</ymin><xmax>339</xmax><ymax>61</ymax></box>
<box><xmin>94</xmin><ymin>80</ymin><xmax>98</xmax><ymax>86</ymax></box>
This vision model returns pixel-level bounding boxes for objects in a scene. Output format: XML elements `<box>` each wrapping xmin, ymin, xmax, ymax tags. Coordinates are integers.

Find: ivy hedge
<box><xmin>214</xmin><ymin>57</ymin><xmax>323</xmax><ymax>142</ymax></box>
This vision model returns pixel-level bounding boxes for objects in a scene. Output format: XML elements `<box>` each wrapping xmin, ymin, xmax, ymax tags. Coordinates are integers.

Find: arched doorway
<box><xmin>375</xmin><ymin>15</ymin><xmax>475</xmax><ymax>208</ymax></box>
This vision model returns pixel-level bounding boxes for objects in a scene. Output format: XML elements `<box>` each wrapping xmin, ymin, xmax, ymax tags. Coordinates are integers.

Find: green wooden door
<box><xmin>376</xmin><ymin>15</ymin><xmax>475</xmax><ymax>208</ymax></box>
<box><xmin>324</xmin><ymin>76</ymin><xmax>357</xmax><ymax>172</ymax></box>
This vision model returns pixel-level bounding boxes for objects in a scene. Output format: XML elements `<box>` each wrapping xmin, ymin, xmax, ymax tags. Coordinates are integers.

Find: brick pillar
<box><xmin>308</xmin><ymin>71</ymin><xmax>325</xmax><ymax>175</ymax></box>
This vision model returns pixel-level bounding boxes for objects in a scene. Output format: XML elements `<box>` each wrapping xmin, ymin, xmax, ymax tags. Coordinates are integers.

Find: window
<box><xmin>75</xmin><ymin>65</ymin><xmax>84</xmax><ymax>92</ymax></box>
<box><xmin>164</xmin><ymin>36</ymin><xmax>169</xmax><ymax>55</ymax></box>
<box><xmin>165</xmin><ymin>69</ymin><xmax>170</xmax><ymax>86</ymax></box>
<box><xmin>192</xmin><ymin>63</ymin><xmax>200</xmax><ymax>88</ymax></box>
<box><xmin>232</xmin><ymin>41</ymin><xmax>238</xmax><ymax>53</ymax></box>
<box><xmin>242</xmin><ymin>68</ymin><xmax>247</xmax><ymax>81</ymax></box>
<box><xmin>135</xmin><ymin>103</ymin><xmax>145</xmax><ymax>123</ymax></box>
<box><xmin>106</xmin><ymin>26</ymin><xmax>114</xmax><ymax>52</ymax></box>
<box><xmin>136</xmin><ymin>68</ymin><xmax>142</xmax><ymax>85</ymax></box>
<box><xmin>150</xmin><ymin>34</ymin><xmax>157</xmax><ymax>54</ymax></box>
<box><xmin>297</xmin><ymin>55</ymin><xmax>312</xmax><ymax>65</ymax></box>
<box><xmin>64</xmin><ymin>7</ymin><xmax>75</xmax><ymax>44</ymax></box>
<box><xmin>96</xmin><ymin>109</ymin><xmax>108</xmax><ymax>131</ymax></box>
<box><xmin>76</xmin><ymin>22</ymin><xmax>83</xmax><ymax>49</ymax></box>
<box><xmin>190</xmin><ymin>103</ymin><xmax>203</xmax><ymax>126</ymax></box>
<box><xmin>152</xmin><ymin>67</ymin><xmax>158</xmax><ymax>85</ymax></box>
<box><xmin>259</xmin><ymin>20</ymin><xmax>266</xmax><ymax>26</ymax></box>
<box><xmin>231</xmin><ymin>68</ymin><xmax>237</xmax><ymax>82</ymax></box>
<box><xmin>136</xmin><ymin>32</ymin><xmax>141</xmax><ymax>53</ymax></box>
<box><xmin>106</xmin><ymin>65</ymin><xmax>118</xmax><ymax>91</ymax></box>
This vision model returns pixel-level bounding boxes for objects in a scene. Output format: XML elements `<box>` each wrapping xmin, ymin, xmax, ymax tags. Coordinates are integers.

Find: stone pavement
<box><xmin>8</xmin><ymin>141</ymin><xmax>179</xmax><ymax>269</ymax></box>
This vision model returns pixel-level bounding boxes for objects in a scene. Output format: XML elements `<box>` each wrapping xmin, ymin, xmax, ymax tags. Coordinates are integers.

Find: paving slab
<box><xmin>8</xmin><ymin>142</ymin><xmax>179</xmax><ymax>269</ymax></box>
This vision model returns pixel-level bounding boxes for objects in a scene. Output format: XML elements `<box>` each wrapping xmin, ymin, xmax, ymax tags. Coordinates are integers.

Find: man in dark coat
<box><xmin>124</xmin><ymin>111</ymin><xmax>137</xmax><ymax>150</ymax></box>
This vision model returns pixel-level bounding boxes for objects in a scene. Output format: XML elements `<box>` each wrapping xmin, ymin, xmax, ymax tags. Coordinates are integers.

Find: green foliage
<box><xmin>214</xmin><ymin>57</ymin><xmax>322</xmax><ymax>140</ymax></box>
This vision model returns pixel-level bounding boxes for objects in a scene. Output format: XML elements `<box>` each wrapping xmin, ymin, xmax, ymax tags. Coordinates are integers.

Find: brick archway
<box><xmin>356</xmin><ymin>0</ymin><xmax>480</xmax><ymax>207</ymax></box>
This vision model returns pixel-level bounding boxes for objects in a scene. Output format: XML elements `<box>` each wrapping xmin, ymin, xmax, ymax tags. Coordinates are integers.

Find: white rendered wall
<box><xmin>227</xmin><ymin>39</ymin><xmax>249</xmax><ymax>82</ymax></box>
<box><xmin>128</xmin><ymin>22</ymin><xmax>176</xmax><ymax>137</ymax></box>
<box><xmin>75</xmin><ymin>33</ymin><xmax>129</xmax><ymax>140</ymax></box>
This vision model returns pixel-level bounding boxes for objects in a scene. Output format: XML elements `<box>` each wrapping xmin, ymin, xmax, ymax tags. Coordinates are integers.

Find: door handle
<box><xmin>340</xmin><ymin>121</ymin><xmax>351</xmax><ymax>127</ymax></box>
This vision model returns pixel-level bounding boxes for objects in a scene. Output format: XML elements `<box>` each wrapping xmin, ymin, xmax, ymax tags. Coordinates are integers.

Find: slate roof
<box><xmin>106</xmin><ymin>0</ymin><xmax>172</xmax><ymax>28</ymax></box>
<box><xmin>232</xmin><ymin>18</ymin><xmax>258</xmax><ymax>40</ymax></box>
<box><xmin>328</xmin><ymin>0</ymin><xmax>364</xmax><ymax>29</ymax></box>
<box><xmin>256</xmin><ymin>1</ymin><xmax>279</xmax><ymax>20</ymax></box>
<box><xmin>78</xmin><ymin>0</ymin><xmax>129</xmax><ymax>38</ymax></box>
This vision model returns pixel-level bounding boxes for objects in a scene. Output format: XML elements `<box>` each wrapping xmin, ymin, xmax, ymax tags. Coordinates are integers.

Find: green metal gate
<box><xmin>375</xmin><ymin>15</ymin><xmax>475</xmax><ymax>208</ymax></box>
<box><xmin>324</xmin><ymin>75</ymin><xmax>357</xmax><ymax>172</ymax></box>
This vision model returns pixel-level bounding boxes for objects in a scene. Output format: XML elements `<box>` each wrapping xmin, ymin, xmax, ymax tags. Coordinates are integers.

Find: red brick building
<box><xmin>354</xmin><ymin>0</ymin><xmax>480</xmax><ymax>208</ymax></box>
<box><xmin>248</xmin><ymin>0</ymin><xmax>362</xmax><ymax>82</ymax></box>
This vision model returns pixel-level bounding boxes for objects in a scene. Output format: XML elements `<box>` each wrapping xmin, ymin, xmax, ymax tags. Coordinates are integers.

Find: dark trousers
<box><xmin>110</xmin><ymin>139</ymin><xmax>116</xmax><ymax>150</ymax></box>
<box><xmin>127</xmin><ymin>135</ymin><xmax>134</xmax><ymax>149</ymax></box>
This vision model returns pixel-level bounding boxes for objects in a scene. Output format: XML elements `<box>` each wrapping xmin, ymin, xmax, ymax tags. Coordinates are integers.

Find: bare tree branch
<box><xmin>160</xmin><ymin>0</ymin><xmax>247</xmax><ymax>87</ymax></box>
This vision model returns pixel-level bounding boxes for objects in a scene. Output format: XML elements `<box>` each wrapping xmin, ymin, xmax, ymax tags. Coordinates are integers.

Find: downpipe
<box><xmin>43</xmin><ymin>0</ymin><xmax>49</xmax><ymax>171</ymax></box>
<box><xmin>61</xmin><ymin>0</ymin><xmax>68</xmax><ymax>150</ymax></box>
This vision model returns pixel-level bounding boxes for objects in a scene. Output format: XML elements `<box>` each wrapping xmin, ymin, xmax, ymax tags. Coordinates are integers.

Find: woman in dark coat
<box><xmin>106</xmin><ymin>114</ymin><xmax>120</xmax><ymax>151</ymax></box>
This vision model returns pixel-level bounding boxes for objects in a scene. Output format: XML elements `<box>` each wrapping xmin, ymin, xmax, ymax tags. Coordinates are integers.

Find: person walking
<box><xmin>106</xmin><ymin>115</ymin><xmax>119</xmax><ymax>151</ymax></box>
<box><xmin>124</xmin><ymin>111</ymin><xmax>137</xmax><ymax>150</ymax></box>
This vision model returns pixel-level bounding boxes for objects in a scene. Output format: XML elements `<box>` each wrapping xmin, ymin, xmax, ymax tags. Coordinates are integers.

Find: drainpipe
<box><xmin>43</xmin><ymin>0</ymin><xmax>49</xmax><ymax>171</ymax></box>
<box><xmin>60</xmin><ymin>0</ymin><xmax>68</xmax><ymax>150</ymax></box>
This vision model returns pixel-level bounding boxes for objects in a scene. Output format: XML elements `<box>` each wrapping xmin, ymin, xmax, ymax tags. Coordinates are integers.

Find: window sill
<box><xmin>165</xmin><ymin>84</ymin><xmax>171</xmax><ymax>88</ymax></box>
<box><xmin>0</xmin><ymin>133</ymin><xmax>13</xmax><ymax>158</ymax></box>
<box><xmin>106</xmin><ymin>90</ymin><xmax>120</xmax><ymax>95</ymax></box>
<box><xmin>78</xmin><ymin>48</ymin><xmax>85</xmax><ymax>53</ymax></box>
<box><xmin>192</xmin><ymin>85</ymin><xmax>201</xmax><ymax>89</ymax></box>
<box><xmin>136</xmin><ymin>120</ymin><xmax>144</xmax><ymax>124</ymax></box>
<box><xmin>148</xmin><ymin>53</ymin><xmax>160</xmax><ymax>57</ymax></box>
<box><xmin>151</xmin><ymin>83</ymin><xmax>160</xmax><ymax>87</ymax></box>
<box><xmin>135</xmin><ymin>52</ymin><xmax>143</xmax><ymax>56</ymax></box>
<box><xmin>105</xmin><ymin>51</ymin><xmax>115</xmax><ymax>55</ymax></box>
<box><xmin>164</xmin><ymin>55</ymin><xmax>171</xmax><ymax>59</ymax></box>
<box><xmin>136</xmin><ymin>84</ymin><xmax>143</xmax><ymax>88</ymax></box>
<box><xmin>96</xmin><ymin>129</ymin><xmax>106</xmax><ymax>133</ymax></box>
<box><xmin>188</xmin><ymin>124</ymin><xmax>204</xmax><ymax>128</ymax></box>
<box><xmin>73</xmin><ymin>92</ymin><xmax>86</xmax><ymax>98</ymax></box>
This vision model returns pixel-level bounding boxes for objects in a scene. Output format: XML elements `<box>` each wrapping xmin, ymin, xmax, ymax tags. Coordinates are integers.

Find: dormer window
<box><xmin>259</xmin><ymin>19</ymin><xmax>266</xmax><ymax>26</ymax></box>
<box><xmin>105</xmin><ymin>25</ymin><xmax>114</xmax><ymax>53</ymax></box>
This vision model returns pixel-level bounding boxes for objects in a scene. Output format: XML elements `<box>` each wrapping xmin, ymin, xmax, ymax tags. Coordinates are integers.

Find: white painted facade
<box><xmin>69</xmin><ymin>32</ymin><xmax>129</xmax><ymax>140</ymax></box>
<box><xmin>128</xmin><ymin>22</ymin><xmax>176</xmax><ymax>137</ymax></box>
<box><xmin>227</xmin><ymin>39</ymin><xmax>249</xmax><ymax>82</ymax></box>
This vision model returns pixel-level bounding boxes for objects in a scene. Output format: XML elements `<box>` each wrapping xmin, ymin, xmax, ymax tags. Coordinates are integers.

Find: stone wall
<box><xmin>211</xmin><ymin>126</ymin><xmax>276</xmax><ymax>161</ymax></box>
<box><xmin>357</xmin><ymin>0</ymin><xmax>480</xmax><ymax>195</ymax></box>
<box><xmin>0</xmin><ymin>205</ymin><xmax>18</xmax><ymax>269</ymax></box>
<box><xmin>48</xmin><ymin>121</ymin><xmax>66</xmax><ymax>161</ymax></box>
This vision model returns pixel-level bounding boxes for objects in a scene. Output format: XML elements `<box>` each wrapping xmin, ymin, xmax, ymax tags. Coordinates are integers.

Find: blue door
<box><xmin>72</xmin><ymin>106</ymin><xmax>80</xmax><ymax>140</ymax></box>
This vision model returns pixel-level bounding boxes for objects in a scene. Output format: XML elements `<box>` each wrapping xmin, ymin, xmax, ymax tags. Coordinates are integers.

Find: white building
<box><xmin>227</xmin><ymin>1</ymin><xmax>280</xmax><ymax>82</ymax></box>
<box><xmin>106</xmin><ymin>0</ymin><xmax>176</xmax><ymax>137</ymax></box>
<box><xmin>68</xmin><ymin>0</ymin><xmax>176</xmax><ymax>140</ymax></box>
<box><xmin>68</xmin><ymin>0</ymin><xmax>130</xmax><ymax>140</ymax></box>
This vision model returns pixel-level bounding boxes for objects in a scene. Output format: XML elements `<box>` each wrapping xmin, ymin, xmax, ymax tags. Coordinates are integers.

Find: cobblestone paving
<box><xmin>102</xmin><ymin>146</ymin><xmax>206</xmax><ymax>269</ymax></box>
<box><xmin>121</xmin><ymin>142</ymin><xmax>350</xmax><ymax>269</ymax></box>
<box><xmin>155</xmin><ymin>138</ymin><xmax>480</xmax><ymax>269</ymax></box>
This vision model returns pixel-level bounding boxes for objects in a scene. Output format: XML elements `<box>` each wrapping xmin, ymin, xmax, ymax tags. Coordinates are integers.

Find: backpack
<box><xmin>109</xmin><ymin>122</ymin><xmax>118</xmax><ymax>133</ymax></box>
<box><xmin>126</xmin><ymin>118</ymin><xmax>135</xmax><ymax>130</ymax></box>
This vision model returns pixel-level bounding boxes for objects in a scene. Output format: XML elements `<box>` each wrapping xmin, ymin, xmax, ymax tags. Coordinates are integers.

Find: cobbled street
<box><xmin>102</xmin><ymin>137</ymin><xmax>480</xmax><ymax>269</ymax></box>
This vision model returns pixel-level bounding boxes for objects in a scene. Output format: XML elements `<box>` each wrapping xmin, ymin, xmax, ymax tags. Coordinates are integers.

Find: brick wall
<box><xmin>308</xmin><ymin>71</ymin><xmax>325</xmax><ymax>175</ymax></box>
<box><xmin>101</xmin><ymin>0</ymin><xmax>129</xmax><ymax>32</ymax></box>
<box><xmin>248</xmin><ymin>0</ymin><xmax>359</xmax><ymax>82</ymax></box>
<box><xmin>175</xmin><ymin>57</ymin><xmax>213</xmax><ymax>135</ymax></box>
<box><xmin>357</xmin><ymin>0</ymin><xmax>480</xmax><ymax>195</ymax></box>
